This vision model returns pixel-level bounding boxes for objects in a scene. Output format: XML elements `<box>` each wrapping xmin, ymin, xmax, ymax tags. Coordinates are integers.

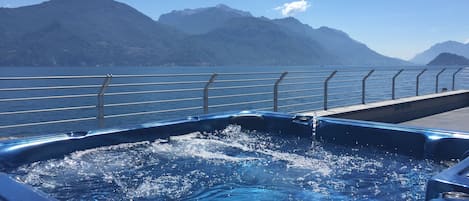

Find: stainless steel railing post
<box><xmin>416</xmin><ymin>69</ymin><xmax>427</xmax><ymax>96</ymax></box>
<box><xmin>324</xmin><ymin>70</ymin><xmax>337</xmax><ymax>110</ymax></box>
<box><xmin>97</xmin><ymin>74</ymin><xmax>112</xmax><ymax>128</ymax></box>
<box><xmin>362</xmin><ymin>70</ymin><xmax>375</xmax><ymax>104</ymax></box>
<box><xmin>392</xmin><ymin>69</ymin><xmax>404</xmax><ymax>100</ymax></box>
<box><xmin>204</xmin><ymin>73</ymin><xmax>218</xmax><ymax>114</ymax></box>
<box><xmin>452</xmin><ymin>68</ymin><xmax>463</xmax><ymax>90</ymax></box>
<box><xmin>273</xmin><ymin>72</ymin><xmax>288</xmax><ymax>112</ymax></box>
<box><xmin>435</xmin><ymin>68</ymin><xmax>446</xmax><ymax>93</ymax></box>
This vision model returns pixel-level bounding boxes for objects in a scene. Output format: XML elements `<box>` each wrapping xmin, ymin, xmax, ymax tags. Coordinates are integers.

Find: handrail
<box><xmin>279</xmin><ymin>81</ymin><xmax>324</xmax><ymax>86</ymax></box>
<box><xmin>0</xmin><ymin>117</ymin><xmax>96</xmax><ymax>129</ymax></box>
<box><xmin>392</xmin><ymin>69</ymin><xmax>404</xmax><ymax>99</ymax></box>
<box><xmin>283</xmin><ymin>76</ymin><xmax>326</xmax><ymax>79</ymax></box>
<box><xmin>211</xmin><ymin>83</ymin><xmax>273</xmax><ymax>90</ymax></box>
<box><xmin>204</xmin><ymin>73</ymin><xmax>218</xmax><ymax>114</ymax></box>
<box><xmin>209</xmin><ymin>99</ymin><xmax>272</xmax><ymax>108</ymax></box>
<box><xmin>324</xmin><ymin>71</ymin><xmax>338</xmax><ymax>110</ymax></box>
<box><xmin>0</xmin><ymin>105</ymin><xmax>96</xmax><ymax>115</ymax></box>
<box><xmin>215</xmin><ymin>77</ymin><xmax>279</xmax><ymax>83</ymax></box>
<box><xmin>435</xmin><ymin>68</ymin><xmax>447</xmax><ymax>93</ymax></box>
<box><xmin>416</xmin><ymin>69</ymin><xmax>427</xmax><ymax>96</ymax></box>
<box><xmin>104</xmin><ymin>97</ymin><xmax>202</xmax><ymax>107</ymax></box>
<box><xmin>274</xmin><ymin>72</ymin><xmax>288</xmax><ymax>112</ymax></box>
<box><xmin>329</xmin><ymin>91</ymin><xmax>362</xmax><ymax>96</ymax></box>
<box><xmin>332</xmin><ymin>79</ymin><xmax>365</xmax><ymax>83</ymax></box>
<box><xmin>210</xmin><ymin>92</ymin><xmax>273</xmax><ymax>99</ymax></box>
<box><xmin>278</xmin><ymin>88</ymin><xmax>323</xmax><ymax>94</ymax></box>
<box><xmin>278</xmin><ymin>94</ymin><xmax>323</xmax><ymax>101</ymax></box>
<box><xmin>452</xmin><ymin>68</ymin><xmax>463</xmax><ymax>90</ymax></box>
<box><xmin>278</xmin><ymin>101</ymin><xmax>323</xmax><ymax>109</ymax></box>
<box><xmin>105</xmin><ymin>106</ymin><xmax>202</xmax><ymax>119</ymax></box>
<box><xmin>327</xmin><ymin>96</ymin><xmax>362</xmax><ymax>103</ymax></box>
<box><xmin>97</xmin><ymin>74</ymin><xmax>112</xmax><ymax>127</ymax></box>
<box><xmin>362</xmin><ymin>70</ymin><xmax>375</xmax><ymax>104</ymax></box>
<box><xmin>215</xmin><ymin>72</ymin><xmax>283</xmax><ymax>76</ymax></box>
<box><xmin>0</xmin><ymin>67</ymin><xmax>466</xmax><ymax>137</ymax></box>
<box><xmin>1</xmin><ymin>67</ymin><xmax>466</xmax><ymax>80</ymax></box>
<box><xmin>328</xmin><ymin>85</ymin><xmax>359</xmax><ymax>90</ymax></box>
<box><xmin>108</xmin><ymin>80</ymin><xmax>208</xmax><ymax>87</ymax></box>
<box><xmin>0</xmin><ymin>75</ymin><xmax>107</xmax><ymax>80</ymax></box>
<box><xmin>398</xmin><ymin>81</ymin><xmax>419</xmax><ymax>85</ymax></box>
<box><xmin>0</xmin><ymin>93</ymin><xmax>97</xmax><ymax>102</ymax></box>
<box><xmin>0</xmin><ymin>84</ymin><xmax>102</xmax><ymax>91</ymax></box>
<box><xmin>105</xmin><ymin>88</ymin><xmax>204</xmax><ymax>96</ymax></box>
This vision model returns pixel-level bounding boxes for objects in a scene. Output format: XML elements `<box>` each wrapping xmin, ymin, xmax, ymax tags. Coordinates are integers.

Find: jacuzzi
<box><xmin>0</xmin><ymin>111</ymin><xmax>468</xmax><ymax>201</ymax></box>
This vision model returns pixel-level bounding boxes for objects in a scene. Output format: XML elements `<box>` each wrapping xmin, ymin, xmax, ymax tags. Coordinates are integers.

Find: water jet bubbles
<box><xmin>8</xmin><ymin>125</ymin><xmax>453</xmax><ymax>200</ymax></box>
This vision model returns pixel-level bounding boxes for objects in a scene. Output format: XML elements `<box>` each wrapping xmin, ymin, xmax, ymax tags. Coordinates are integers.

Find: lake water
<box><xmin>0</xmin><ymin>66</ymin><xmax>467</xmax><ymax>137</ymax></box>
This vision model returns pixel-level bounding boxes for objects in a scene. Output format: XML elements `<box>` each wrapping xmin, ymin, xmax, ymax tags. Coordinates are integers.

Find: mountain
<box><xmin>164</xmin><ymin>17</ymin><xmax>337</xmax><ymax>66</ymax></box>
<box><xmin>427</xmin><ymin>52</ymin><xmax>469</xmax><ymax>66</ymax></box>
<box><xmin>159</xmin><ymin>4</ymin><xmax>252</xmax><ymax>35</ymax></box>
<box><xmin>272</xmin><ymin>17</ymin><xmax>409</xmax><ymax>66</ymax></box>
<box><xmin>0</xmin><ymin>1</ymin><xmax>410</xmax><ymax>66</ymax></box>
<box><xmin>160</xmin><ymin>7</ymin><xmax>408</xmax><ymax>66</ymax></box>
<box><xmin>411</xmin><ymin>41</ymin><xmax>469</xmax><ymax>64</ymax></box>
<box><xmin>0</xmin><ymin>0</ymin><xmax>185</xmax><ymax>66</ymax></box>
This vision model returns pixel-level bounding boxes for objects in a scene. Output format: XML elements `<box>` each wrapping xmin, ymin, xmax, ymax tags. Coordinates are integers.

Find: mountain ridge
<box><xmin>0</xmin><ymin>0</ymin><xmax>410</xmax><ymax>67</ymax></box>
<box><xmin>411</xmin><ymin>41</ymin><xmax>469</xmax><ymax>64</ymax></box>
<box><xmin>163</xmin><ymin>17</ymin><xmax>338</xmax><ymax>66</ymax></box>
<box><xmin>0</xmin><ymin>0</ymin><xmax>185</xmax><ymax>66</ymax></box>
<box><xmin>159</xmin><ymin>5</ymin><xmax>409</xmax><ymax>66</ymax></box>
<box><xmin>158</xmin><ymin>4</ymin><xmax>252</xmax><ymax>35</ymax></box>
<box><xmin>427</xmin><ymin>52</ymin><xmax>469</xmax><ymax>66</ymax></box>
<box><xmin>271</xmin><ymin>17</ymin><xmax>408</xmax><ymax>66</ymax></box>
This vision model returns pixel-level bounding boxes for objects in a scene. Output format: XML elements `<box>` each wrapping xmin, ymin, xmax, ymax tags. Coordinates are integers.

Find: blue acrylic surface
<box><xmin>5</xmin><ymin>125</ymin><xmax>452</xmax><ymax>200</ymax></box>
<box><xmin>1</xmin><ymin>111</ymin><xmax>469</xmax><ymax>201</ymax></box>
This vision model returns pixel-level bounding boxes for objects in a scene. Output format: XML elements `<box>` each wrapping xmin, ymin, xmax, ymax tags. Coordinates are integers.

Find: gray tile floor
<box><xmin>402</xmin><ymin>107</ymin><xmax>469</xmax><ymax>132</ymax></box>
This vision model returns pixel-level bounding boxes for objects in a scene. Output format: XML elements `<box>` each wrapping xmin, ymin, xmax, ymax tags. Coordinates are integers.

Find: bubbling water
<box><xmin>10</xmin><ymin>125</ymin><xmax>452</xmax><ymax>200</ymax></box>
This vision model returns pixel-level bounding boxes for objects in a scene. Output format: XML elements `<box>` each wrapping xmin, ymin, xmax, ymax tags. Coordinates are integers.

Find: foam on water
<box><xmin>9</xmin><ymin>125</ymin><xmax>453</xmax><ymax>200</ymax></box>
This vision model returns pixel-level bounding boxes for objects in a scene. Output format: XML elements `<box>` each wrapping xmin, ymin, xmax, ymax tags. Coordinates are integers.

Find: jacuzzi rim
<box><xmin>1</xmin><ymin>110</ymin><xmax>469</xmax><ymax>201</ymax></box>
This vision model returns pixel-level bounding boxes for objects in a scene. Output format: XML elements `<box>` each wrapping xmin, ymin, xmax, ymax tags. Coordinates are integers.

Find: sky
<box><xmin>1</xmin><ymin>0</ymin><xmax>468</xmax><ymax>60</ymax></box>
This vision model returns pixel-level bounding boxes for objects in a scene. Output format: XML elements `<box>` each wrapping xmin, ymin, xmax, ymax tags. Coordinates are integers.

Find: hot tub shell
<box><xmin>0</xmin><ymin>111</ymin><xmax>468</xmax><ymax>201</ymax></box>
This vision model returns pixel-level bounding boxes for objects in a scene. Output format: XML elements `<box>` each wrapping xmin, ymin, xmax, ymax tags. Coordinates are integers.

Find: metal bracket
<box><xmin>97</xmin><ymin>74</ymin><xmax>112</xmax><ymax>128</ymax></box>
<box><xmin>362</xmin><ymin>70</ymin><xmax>375</xmax><ymax>104</ymax></box>
<box><xmin>324</xmin><ymin>70</ymin><xmax>337</xmax><ymax>110</ymax></box>
<box><xmin>416</xmin><ymin>69</ymin><xmax>427</xmax><ymax>96</ymax></box>
<box><xmin>435</xmin><ymin>68</ymin><xmax>446</xmax><ymax>93</ymax></box>
<box><xmin>392</xmin><ymin>69</ymin><xmax>404</xmax><ymax>100</ymax></box>
<box><xmin>452</xmin><ymin>68</ymin><xmax>463</xmax><ymax>90</ymax></box>
<box><xmin>273</xmin><ymin>72</ymin><xmax>288</xmax><ymax>112</ymax></box>
<box><xmin>204</xmin><ymin>73</ymin><xmax>218</xmax><ymax>114</ymax></box>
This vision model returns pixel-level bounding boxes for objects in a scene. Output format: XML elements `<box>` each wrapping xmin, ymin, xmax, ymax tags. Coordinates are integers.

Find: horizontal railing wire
<box><xmin>0</xmin><ymin>105</ymin><xmax>96</xmax><ymax>115</ymax></box>
<box><xmin>278</xmin><ymin>101</ymin><xmax>323</xmax><ymax>109</ymax></box>
<box><xmin>104</xmin><ymin>106</ymin><xmax>203</xmax><ymax>119</ymax></box>
<box><xmin>104</xmin><ymin>97</ymin><xmax>203</xmax><ymax>108</ymax></box>
<box><xmin>0</xmin><ymin>66</ymin><xmax>467</xmax><ymax>137</ymax></box>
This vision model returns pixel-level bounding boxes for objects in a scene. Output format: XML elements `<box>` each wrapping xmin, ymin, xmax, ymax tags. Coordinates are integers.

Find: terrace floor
<box><xmin>402</xmin><ymin>107</ymin><xmax>469</xmax><ymax>132</ymax></box>
<box><xmin>302</xmin><ymin>90</ymin><xmax>469</xmax><ymax>117</ymax></box>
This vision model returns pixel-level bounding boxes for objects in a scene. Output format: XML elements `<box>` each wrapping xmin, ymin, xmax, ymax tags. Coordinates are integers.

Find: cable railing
<box><xmin>0</xmin><ymin>67</ymin><xmax>467</xmax><ymax>137</ymax></box>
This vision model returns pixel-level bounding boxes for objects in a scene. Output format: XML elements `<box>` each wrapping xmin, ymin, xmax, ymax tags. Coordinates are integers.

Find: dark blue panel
<box><xmin>0</xmin><ymin>173</ymin><xmax>57</xmax><ymax>201</ymax></box>
<box><xmin>316</xmin><ymin>117</ymin><xmax>469</xmax><ymax>161</ymax></box>
<box><xmin>315</xmin><ymin>117</ymin><xmax>469</xmax><ymax>201</ymax></box>
<box><xmin>426</xmin><ymin>157</ymin><xmax>469</xmax><ymax>200</ymax></box>
<box><xmin>0</xmin><ymin>111</ymin><xmax>313</xmax><ymax>171</ymax></box>
<box><xmin>1</xmin><ymin>111</ymin><xmax>469</xmax><ymax>201</ymax></box>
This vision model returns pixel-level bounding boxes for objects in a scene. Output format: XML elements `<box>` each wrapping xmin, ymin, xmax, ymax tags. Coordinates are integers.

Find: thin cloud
<box><xmin>465</xmin><ymin>38</ymin><xmax>469</xmax><ymax>44</ymax></box>
<box><xmin>275</xmin><ymin>0</ymin><xmax>311</xmax><ymax>16</ymax></box>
